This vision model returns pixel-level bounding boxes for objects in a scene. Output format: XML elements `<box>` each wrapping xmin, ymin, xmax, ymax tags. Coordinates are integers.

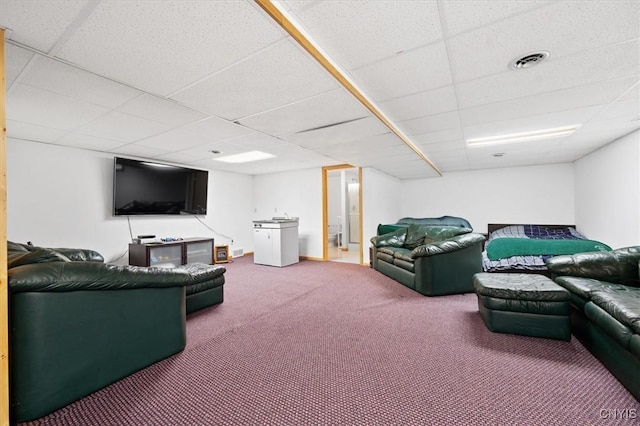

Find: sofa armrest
<box><xmin>411</xmin><ymin>233</ymin><xmax>485</xmax><ymax>258</ymax></box>
<box><xmin>8</xmin><ymin>262</ymin><xmax>190</xmax><ymax>293</ymax></box>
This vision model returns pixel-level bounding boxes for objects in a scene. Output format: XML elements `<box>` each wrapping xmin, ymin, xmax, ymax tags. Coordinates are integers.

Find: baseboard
<box><xmin>300</xmin><ymin>256</ymin><xmax>323</xmax><ymax>261</ymax></box>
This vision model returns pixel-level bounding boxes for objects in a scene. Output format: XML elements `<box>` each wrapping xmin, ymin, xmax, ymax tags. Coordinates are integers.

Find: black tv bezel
<box><xmin>112</xmin><ymin>157</ymin><xmax>209</xmax><ymax>217</ymax></box>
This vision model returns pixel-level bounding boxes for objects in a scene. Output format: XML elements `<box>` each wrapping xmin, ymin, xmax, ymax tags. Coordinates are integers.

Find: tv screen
<box><xmin>113</xmin><ymin>157</ymin><xmax>209</xmax><ymax>216</ymax></box>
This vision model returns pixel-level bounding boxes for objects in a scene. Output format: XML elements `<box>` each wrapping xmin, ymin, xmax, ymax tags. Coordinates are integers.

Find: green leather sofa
<box><xmin>546</xmin><ymin>247</ymin><xmax>640</xmax><ymax>401</ymax></box>
<box><xmin>7</xmin><ymin>241</ymin><xmax>190</xmax><ymax>422</ymax></box>
<box><xmin>370</xmin><ymin>218</ymin><xmax>485</xmax><ymax>296</ymax></box>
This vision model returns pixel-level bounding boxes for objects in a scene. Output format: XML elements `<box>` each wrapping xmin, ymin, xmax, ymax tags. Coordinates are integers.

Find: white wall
<box><xmin>7</xmin><ymin>139</ymin><xmax>254</xmax><ymax>263</ymax></box>
<box><xmin>362</xmin><ymin>167</ymin><xmax>402</xmax><ymax>263</ymax></box>
<box><xmin>574</xmin><ymin>129</ymin><xmax>640</xmax><ymax>249</ymax></box>
<box><xmin>400</xmin><ymin>163</ymin><xmax>576</xmax><ymax>234</ymax></box>
<box><xmin>252</xmin><ymin>168</ymin><xmax>323</xmax><ymax>259</ymax></box>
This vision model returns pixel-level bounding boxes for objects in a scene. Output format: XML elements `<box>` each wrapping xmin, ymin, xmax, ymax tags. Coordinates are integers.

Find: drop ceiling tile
<box><xmin>269</xmin><ymin>143</ymin><xmax>332</xmax><ymax>162</ymax></box>
<box><xmin>290</xmin><ymin>0</ymin><xmax>442</xmax><ymax>70</ymax></box>
<box><xmin>440</xmin><ymin>0</ymin><xmax>553</xmax><ymax>36</ymax></box>
<box><xmin>459</xmin><ymin>76</ymin><xmax>640</xmax><ymax>127</ymax></box>
<box><xmin>414</xmin><ymin>130</ymin><xmax>465</xmax><ymax>150</ymax></box>
<box><xmin>238</xmin><ymin>89</ymin><xmax>369</xmax><ymax>136</ymax></box>
<box><xmin>0</xmin><ymin>1</ymin><xmax>89</xmax><ymax>52</ymax></box>
<box><xmin>418</xmin><ymin>140</ymin><xmax>467</xmax><ymax>156</ymax></box>
<box><xmin>21</xmin><ymin>56</ymin><xmax>142</xmax><ymax>109</ymax></box>
<box><xmin>75</xmin><ymin>111</ymin><xmax>175</xmax><ymax>143</ymax></box>
<box><xmin>618</xmin><ymin>81</ymin><xmax>640</xmax><ymax>100</ymax></box>
<box><xmin>117</xmin><ymin>94</ymin><xmax>208</xmax><ymax>127</ymax></box>
<box><xmin>447</xmin><ymin>1</ymin><xmax>640</xmax><ymax>82</ymax></box>
<box><xmin>57</xmin><ymin>1</ymin><xmax>286</xmax><ymax>95</ymax></box>
<box><xmin>351</xmin><ymin>42</ymin><xmax>452</xmax><ymax>102</ymax></box>
<box><xmin>6</xmin><ymin>119</ymin><xmax>66</xmax><ymax>143</ymax></box>
<box><xmin>7</xmin><ymin>83</ymin><xmax>109</xmax><ymax>131</ymax></box>
<box><xmin>572</xmin><ymin>120</ymin><xmax>640</xmax><ymax>142</ymax></box>
<box><xmin>462</xmin><ymin>105</ymin><xmax>604</xmax><ymax>141</ymax></box>
<box><xmin>435</xmin><ymin>159</ymin><xmax>471</xmax><ymax>174</ymax></box>
<box><xmin>181</xmin><ymin>116</ymin><xmax>254</xmax><ymax>141</ymax></box>
<box><xmin>456</xmin><ymin>39</ymin><xmax>640</xmax><ymax>109</ymax></box>
<box><xmin>135</xmin><ymin>128</ymin><xmax>215</xmax><ymax>151</ymax></box>
<box><xmin>171</xmin><ymin>39</ymin><xmax>339</xmax><ymax>120</ymax></box>
<box><xmin>399</xmin><ymin>112</ymin><xmax>462</xmax><ymax>137</ymax></box>
<box><xmin>593</xmin><ymin>98</ymin><xmax>640</xmax><ymax>122</ymax></box>
<box><xmin>55</xmin><ymin>133</ymin><xmax>126</xmax><ymax>151</ymax></box>
<box><xmin>154</xmin><ymin>151</ymin><xmax>204</xmax><ymax>165</ymax></box>
<box><xmin>283</xmin><ymin>117</ymin><xmax>389</xmax><ymax>149</ymax></box>
<box><xmin>5</xmin><ymin>44</ymin><xmax>34</xmax><ymax>87</ymax></box>
<box><xmin>111</xmin><ymin>144</ymin><xmax>171</xmax><ymax>159</ymax></box>
<box><xmin>227</xmin><ymin>133</ymin><xmax>286</xmax><ymax>151</ymax></box>
<box><xmin>178</xmin><ymin>141</ymin><xmax>248</xmax><ymax>160</ymax></box>
<box><xmin>379</xmin><ymin>85</ymin><xmax>458</xmax><ymax>122</ymax></box>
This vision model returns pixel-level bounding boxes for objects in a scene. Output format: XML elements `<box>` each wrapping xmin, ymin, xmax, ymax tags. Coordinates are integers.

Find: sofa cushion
<box><xmin>554</xmin><ymin>276</ymin><xmax>629</xmax><ymax>300</ymax></box>
<box><xmin>403</xmin><ymin>224</ymin><xmax>427</xmax><ymax>249</ymax></box>
<box><xmin>376</xmin><ymin>250</ymin><xmax>395</xmax><ymax>263</ymax></box>
<box><xmin>393</xmin><ymin>258</ymin><xmax>415</xmax><ymax>273</ymax></box>
<box><xmin>423</xmin><ymin>226</ymin><xmax>472</xmax><ymax>244</ymax></box>
<box><xmin>590</xmin><ymin>287</ymin><xmax>640</xmax><ymax>335</ymax></box>
<box><xmin>8</xmin><ymin>249</ymin><xmax>70</xmax><ymax>269</ymax></box>
<box><xmin>372</xmin><ymin>227</ymin><xmax>407</xmax><ymax>248</ymax></box>
<box><xmin>393</xmin><ymin>248</ymin><xmax>414</xmax><ymax>262</ymax></box>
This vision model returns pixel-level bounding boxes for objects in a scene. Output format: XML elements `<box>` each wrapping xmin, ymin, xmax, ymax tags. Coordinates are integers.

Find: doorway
<box><xmin>322</xmin><ymin>165</ymin><xmax>362</xmax><ymax>265</ymax></box>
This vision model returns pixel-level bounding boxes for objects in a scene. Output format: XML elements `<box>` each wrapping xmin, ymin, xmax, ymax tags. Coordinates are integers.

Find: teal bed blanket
<box><xmin>486</xmin><ymin>237</ymin><xmax>612</xmax><ymax>260</ymax></box>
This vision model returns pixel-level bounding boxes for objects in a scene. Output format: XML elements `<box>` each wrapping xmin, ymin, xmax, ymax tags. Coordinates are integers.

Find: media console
<box><xmin>129</xmin><ymin>237</ymin><xmax>214</xmax><ymax>267</ymax></box>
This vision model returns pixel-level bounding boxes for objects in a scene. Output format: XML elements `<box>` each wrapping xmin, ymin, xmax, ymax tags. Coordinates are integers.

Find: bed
<box><xmin>482</xmin><ymin>224</ymin><xmax>612</xmax><ymax>275</ymax></box>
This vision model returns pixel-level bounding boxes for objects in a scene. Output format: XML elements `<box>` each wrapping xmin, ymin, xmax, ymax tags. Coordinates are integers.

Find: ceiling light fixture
<box><xmin>213</xmin><ymin>151</ymin><xmax>275</xmax><ymax>163</ymax></box>
<box><xmin>467</xmin><ymin>125</ymin><xmax>579</xmax><ymax>147</ymax></box>
<box><xmin>254</xmin><ymin>0</ymin><xmax>442</xmax><ymax>177</ymax></box>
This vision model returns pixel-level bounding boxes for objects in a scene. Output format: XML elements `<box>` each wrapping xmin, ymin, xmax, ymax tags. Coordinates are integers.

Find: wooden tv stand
<box><xmin>128</xmin><ymin>237</ymin><xmax>214</xmax><ymax>267</ymax></box>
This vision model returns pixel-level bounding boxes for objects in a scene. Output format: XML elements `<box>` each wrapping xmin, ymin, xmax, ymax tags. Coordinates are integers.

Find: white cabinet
<box><xmin>253</xmin><ymin>220</ymin><xmax>299</xmax><ymax>267</ymax></box>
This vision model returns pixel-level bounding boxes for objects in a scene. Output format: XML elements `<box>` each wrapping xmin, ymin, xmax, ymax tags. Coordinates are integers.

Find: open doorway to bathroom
<box><xmin>322</xmin><ymin>165</ymin><xmax>362</xmax><ymax>265</ymax></box>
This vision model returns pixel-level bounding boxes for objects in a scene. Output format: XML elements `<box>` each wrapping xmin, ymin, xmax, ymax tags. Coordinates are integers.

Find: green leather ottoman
<box><xmin>179</xmin><ymin>263</ymin><xmax>226</xmax><ymax>314</ymax></box>
<box><xmin>473</xmin><ymin>273</ymin><xmax>571</xmax><ymax>341</ymax></box>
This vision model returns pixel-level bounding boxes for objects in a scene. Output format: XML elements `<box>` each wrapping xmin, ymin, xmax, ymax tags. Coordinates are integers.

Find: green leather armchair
<box><xmin>8</xmin><ymin>242</ymin><xmax>190</xmax><ymax>422</ymax></box>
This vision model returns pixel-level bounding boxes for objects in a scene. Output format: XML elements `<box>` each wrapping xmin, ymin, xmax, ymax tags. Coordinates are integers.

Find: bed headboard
<box><xmin>487</xmin><ymin>224</ymin><xmax>576</xmax><ymax>235</ymax></box>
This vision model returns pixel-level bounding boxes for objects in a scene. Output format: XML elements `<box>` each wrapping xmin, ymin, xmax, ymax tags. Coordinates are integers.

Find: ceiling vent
<box><xmin>509</xmin><ymin>50</ymin><xmax>550</xmax><ymax>70</ymax></box>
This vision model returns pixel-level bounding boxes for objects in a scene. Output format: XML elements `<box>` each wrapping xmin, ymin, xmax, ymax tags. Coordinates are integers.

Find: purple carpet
<box><xmin>21</xmin><ymin>256</ymin><xmax>639</xmax><ymax>425</ymax></box>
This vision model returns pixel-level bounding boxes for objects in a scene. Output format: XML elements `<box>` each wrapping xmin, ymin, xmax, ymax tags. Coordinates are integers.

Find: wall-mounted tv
<box><xmin>113</xmin><ymin>157</ymin><xmax>209</xmax><ymax>216</ymax></box>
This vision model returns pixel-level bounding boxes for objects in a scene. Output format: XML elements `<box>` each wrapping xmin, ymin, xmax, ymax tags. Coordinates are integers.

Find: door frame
<box><xmin>322</xmin><ymin>165</ymin><xmax>363</xmax><ymax>265</ymax></box>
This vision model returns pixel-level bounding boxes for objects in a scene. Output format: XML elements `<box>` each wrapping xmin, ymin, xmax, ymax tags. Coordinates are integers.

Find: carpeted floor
<box><xmin>22</xmin><ymin>256</ymin><xmax>639</xmax><ymax>425</ymax></box>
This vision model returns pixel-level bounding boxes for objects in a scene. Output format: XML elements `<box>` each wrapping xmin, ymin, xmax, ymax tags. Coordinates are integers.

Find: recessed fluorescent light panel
<box><xmin>213</xmin><ymin>150</ymin><xmax>275</xmax><ymax>163</ymax></box>
<box><xmin>467</xmin><ymin>125</ymin><xmax>579</xmax><ymax>147</ymax></box>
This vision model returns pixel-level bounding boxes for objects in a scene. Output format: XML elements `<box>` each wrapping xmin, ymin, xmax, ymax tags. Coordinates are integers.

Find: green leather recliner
<box><xmin>370</xmin><ymin>219</ymin><xmax>486</xmax><ymax>296</ymax></box>
<box><xmin>8</xmin><ymin>241</ymin><xmax>190</xmax><ymax>422</ymax></box>
<box><xmin>546</xmin><ymin>247</ymin><xmax>640</xmax><ymax>401</ymax></box>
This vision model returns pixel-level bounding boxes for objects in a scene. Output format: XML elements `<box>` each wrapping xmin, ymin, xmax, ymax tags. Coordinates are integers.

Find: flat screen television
<box><xmin>113</xmin><ymin>157</ymin><xmax>209</xmax><ymax>216</ymax></box>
